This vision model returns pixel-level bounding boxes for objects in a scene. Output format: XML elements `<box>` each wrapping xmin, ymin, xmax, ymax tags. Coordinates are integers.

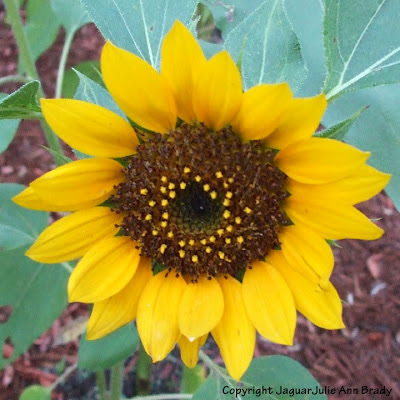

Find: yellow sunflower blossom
<box><xmin>13</xmin><ymin>20</ymin><xmax>390</xmax><ymax>381</ymax></box>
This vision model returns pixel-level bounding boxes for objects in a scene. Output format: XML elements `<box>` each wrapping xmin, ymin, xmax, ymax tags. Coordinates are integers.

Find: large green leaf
<box><xmin>0</xmin><ymin>81</ymin><xmax>41</xmax><ymax>120</ymax></box>
<box><xmin>284</xmin><ymin>0</ymin><xmax>326</xmax><ymax>96</ymax></box>
<box><xmin>19</xmin><ymin>0</ymin><xmax>60</xmax><ymax>73</ymax></box>
<box><xmin>79</xmin><ymin>0</ymin><xmax>199</xmax><ymax>69</ymax></box>
<box><xmin>192</xmin><ymin>375</ymin><xmax>219</xmax><ymax>400</ymax></box>
<box><xmin>0</xmin><ymin>94</ymin><xmax>20</xmax><ymax>154</ymax></box>
<box><xmin>19</xmin><ymin>385</ymin><xmax>51</xmax><ymax>400</ymax></box>
<box><xmin>324</xmin><ymin>84</ymin><xmax>400</xmax><ymax>210</ymax></box>
<box><xmin>0</xmin><ymin>185</ymin><xmax>69</xmax><ymax>369</ymax></box>
<box><xmin>224</xmin><ymin>0</ymin><xmax>306</xmax><ymax>91</ymax></box>
<box><xmin>52</xmin><ymin>0</ymin><xmax>91</xmax><ymax>34</ymax></box>
<box><xmin>78</xmin><ymin>324</ymin><xmax>139</xmax><ymax>371</ymax></box>
<box><xmin>324</xmin><ymin>0</ymin><xmax>400</xmax><ymax>99</ymax></box>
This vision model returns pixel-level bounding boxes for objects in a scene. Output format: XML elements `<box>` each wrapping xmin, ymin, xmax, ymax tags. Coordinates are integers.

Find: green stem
<box><xmin>55</xmin><ymin>29</ymin><xmax>75</xmax><ymax>98</ymax></box>
<box><xmin>96</xmin><ymin>370</ymin><xmax>108</xmax><ymax>400</ymax></box>
<box><xmin>110</xmin><ymin>361</ymin><xmax>124</xmax><ymax>400</ymax></box>
<box><xmin>198</xmin><ymin>350</ymin><xmax>232</xmax><ymax>385</ymax></box>
<box><xmin>49</xmin><ymin>363</ymin><xmax>78</xmax><ymax>390</ymax></box>
<box><xmin>3</xmin><ymin>0</ymin><xmax>39</xmax><ymax>82</ymax></box>
<box><xmin>136</xmin><ymin>343</ymin><xmax>152</xmax><ymax>395</ymax></box>
<box><xmin>41</xmin><ymin>120</ymin><xmax>65</xmax><ymax>166</ymax></box>
<box><xmin>0</xmin><ymin>74</ymin><xmax>31</xmax><ymax>86</ymax></box>
<box><xmin>128</xmin><ymin>394</ymin><xmax>192</xmax><ymax>400</ymax></box>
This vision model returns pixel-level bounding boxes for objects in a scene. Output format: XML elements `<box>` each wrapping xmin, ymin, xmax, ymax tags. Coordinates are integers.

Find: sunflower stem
<box><xmin>136</xmin><ymin>343</ymin><xmax>152</xmax><ymax>395</ymax></box>
<box><xmin>96</xmin><ymin>370</ymin><xmax>109</xmax><ymax>400</ymax></box>
<box><xmin>110</xmin><ymin>361</ymin><xmax>124</xmax><ymax>400</ymax></box>
<box><xmin>55</xmin><ymin>29</ymin><xmax>75</xmax><ymax>98</ymax></box>
<box><xmin>0</xmin><ymin>74</ymin><xmax>31</xmax><ymax>87</ymax></box>
<box><xmin>40</xmin><ymin>119</ymin><xmax>66</xmax><ymax>166</ymax></box>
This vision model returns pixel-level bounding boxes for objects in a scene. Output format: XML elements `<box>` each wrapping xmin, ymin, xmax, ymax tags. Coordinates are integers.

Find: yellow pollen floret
<box><xmin>226</xmin><ymin>191</ymin><xmax>233</xmax><ymax>199</ymax></box>
<box><xmin>160</xmin><ymin>186</ymin><xmax>167</xmax><ymax>194</ymax></box>
<box><xmin>160</xmin><ymin>221</ymin><xmax>168</xmax><ymax>228</ymax></box>
<box><xmin>161</xmin><ymin>199</ymin><xmax>168</xmax><ymax>207</ymax></box>
<box><xmin>145</xmin><ymin>214</ymin><xmax>152</xmax><ymax>221</ymax></box>
<box><xmin>215</xmin><ymin>171</ymin><xmax>223</xmax><ymax>179</ymax></box>
<box><xmin>167</xmin><ymin>231</ymin><xmax>174</xmax><ymax>238</ymax></box>
<box><xmin>192</xmin><ymin>255</ymin><xmax>199</xmax><ymax>263</ymax></box>
<box><xmin>148</xmin><ymin>200</ymin><xmax>156</xmax><ymax>207</ymax></box>
<box><xmin>200</xmin><ymin>239</ymin><xmax>207</xmax><ymax>245</ymax></box>
<box><xmin>203</xmin><ymin>184</ymin><xmax>210</xmax><ymax>192</ymax></box>
<box><xmin>160</xmin><ymin>244</ymin><xmax>167</xmax><ymax>254</ymax></box>
<box><xmin>235</xmin><ymin>217</ymin><xmax>242</xmax><ymax>224</ymax></box>
<box><xmin>237</xmin><ymin>236</ymin><xmax>244</xmax><ymax>244</ymax></box>
<box><xmin>223</xmin><ymin>182</ymin><xmax>229</xmax><ymax>188</ymax></box>
<box><xmin>168</xmin><ymin>182</ymin><xmax>175</xmax><ymax>190</ymax></box>
<box><xmin>162</xmin><ymin>212</ymin><xmax>169</xmax><ymax>220</ymax></box>
<box><xmin>169</xmin><ymin>191</ymin><xmax>176</xmax><ymax>199</ymax></box>
<box><xmin>206</xmin><ymin>246</ymin><xmax>212</xmax><ymax>253</ymax></box>
<box><xmin>217</xmin><ymin>229</ymin><xmax>224</xmax><ymax>236</ymax></box>
<box><xmin>189</xmin><ymin>239</ymin><xmax>195</xmax><ymax>246</ymax></box>
<box><xmin>218</xmin><ymin>251</ymin><xmax>225</xmax><ymax>260</ymax></box>
<box><xmin>152</xmin><ymin>230</ymin><xmax>158</xmax><ymax>236</ymax></box>
<box><xmin>225</xmin><ymin>238</ymin><xmax>231</xmax><ymax>244</ymax></box>
<box><xmin>226</xmin><ymin>225</ymin><xmax>233</xmax><ymax>232</ymax></box>
<box><xmin>209</xmin><ymin>236</ymin><xmax>216</xmax><ymax>242</ymax></box>
<box><xmin>140</xmin><ymin>188</ymin><xmax>148</xmax><ymax>195</ymax></box>
<box><xmin>195</xmin><ymin>175</ymin><xmax>202</xmax><ymax>182</ymax></box>
<box><xmin>228</xmin><ymin>178</ymin><xmax>234</xmax><ymax>183</ymax></box>
<box><xmin>161</xmin><ymin>176</ymin><xmax>167</xmax><ymax>183</ymax></box>
<box><xmin>179</xmin><ymin>240</ymin><xmax>186</xmax><ymax>247</ymax></box>
<box><xmin>210</xmin><ymin>191</ymin><xmax>217</xmax><ymax>200</ymax></box>
<box><xmin>223</xmin><ymin>210</ymin><xmax>231</xmax><ymax>219</ymax></box>
<box><xmin>179</xmin><ymin>250</ymin><xmax>185</xmax><ymax>258</ymax></box>
<box><xmin>244</xmin><ymin>207</ymin><xmax>252</xmax><ymax>214</ymax></box>
<box><xmin>183</xmin><ymin>167</ymin><xmax>191</xmax><ymax>174</ymax></box>
<box><xmin>180</xmin><ymin>182</ymin><xmax>187</xmax><ymax>190</ymax></box>
<box><xmin>223</xmin><ymin>199</ymin><xmax>230</xmax><ymax>206</ymax></box>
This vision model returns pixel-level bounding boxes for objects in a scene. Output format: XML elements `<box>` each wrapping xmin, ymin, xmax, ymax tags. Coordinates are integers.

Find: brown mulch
<box><xmin>1</xmin><ymin>5</ymin><xmax>400</xmax><ymax>400</ymax></box>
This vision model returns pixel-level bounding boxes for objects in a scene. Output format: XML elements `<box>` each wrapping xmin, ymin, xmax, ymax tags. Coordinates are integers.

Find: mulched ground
<box><xmin>1</xmin><ymin>6</ymin><xmax>399</xmax><ymax>400</ymax></box>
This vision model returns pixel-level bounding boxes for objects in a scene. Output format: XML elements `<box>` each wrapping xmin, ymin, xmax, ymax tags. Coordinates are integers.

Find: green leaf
<box><xmin>323</xmin><ymin>84</ymin><xmax>400</xmax><ymax>210</ymax></box>
<box><xmin>284</xmin><ymin>0</ymin><xmax>326</xmax><ymax>96</ymax></box>
<box><xmin>79</xmin><ymin>0</ymin><xmax>199</xmax><ymax>68</ymax></box>
<box><xmin>192</xmin><ymin>375</ymin><xmax>219</xmax><ymax>400</ymax></box>
<box><xmin>0</xmin><ymin>81</ymin><xmax>41</xmax><ymax>120</ymax></box>
<box><xmin>223</xmin><ymin>0</ymin><xmax>307</xmax><ymax>92</ymax></box>
<box><xmin>0</xmin><ymin>184</ymin><xmax>69</xmax><ymax>369</ymax></box>
<box><xmin>241</xmin><ymin>356</ymin><xmax>327</xmax><ymax>400</ymax></box>
<box><xmin>181</xmin><ymin>365</ymin><xmax>206</xmax><ymax>394</ymax></box>
<box><xmin>0</xmin><ymin>93</ymin><xmax>20</xmax><ymax>154</ymax></box>
<box><xmin>78</xmin><ymin>324</ymin><xmax>139</xmax><ymax>371</ymax></box>
<box><xmin>62</xmin><ymin>61</ymin><xmax>102</xmax><ymax>99</ymax></box>
<box><xmin>19</xmin><ymin>385</ymin><xmax>51</xmax><ymax>400</ymax></box>
<box><xmin>52</xmin><ymin>0</ymin><xmax>91</xmax><ymax>34</ymax></box>
<box><xmin>324</xmin><ymin>0</ymin><xmax>400</xmax><ymax>100</ymax></box>
<box><xmin>19</xmin><ymin>0</ymin><xmax>60</xmax><ymax>73</ymax></box>
<box><xmin>316</xmin><ymin>107</ymin><xmax>366</xmax><ymax>140</ymax></box>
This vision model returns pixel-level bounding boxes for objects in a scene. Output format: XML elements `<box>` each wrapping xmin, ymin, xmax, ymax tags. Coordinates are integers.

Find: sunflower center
<box><xmin>112</xmin><ymin>123</ymin><xmax>289</xmax><ymax>280</ymax></box>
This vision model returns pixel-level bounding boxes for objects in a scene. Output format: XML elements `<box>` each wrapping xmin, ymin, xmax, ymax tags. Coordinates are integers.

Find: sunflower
<box><xmin>13</xmin><ymin>21</ymin><xmax>390</xmax><ymax>381</ymax></box>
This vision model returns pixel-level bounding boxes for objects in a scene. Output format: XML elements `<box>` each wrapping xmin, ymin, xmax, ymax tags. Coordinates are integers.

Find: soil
<box><xmin>0</xmin><ymin>5</ymin><xmax>399</xmax><ymax>400</ymax></box>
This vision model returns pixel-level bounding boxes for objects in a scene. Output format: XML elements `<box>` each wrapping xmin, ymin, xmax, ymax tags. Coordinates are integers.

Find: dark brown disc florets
<box><xmin>112</xmin><ymin>123</ymin><xmax>289</xmax><ymax>280</ymax></box>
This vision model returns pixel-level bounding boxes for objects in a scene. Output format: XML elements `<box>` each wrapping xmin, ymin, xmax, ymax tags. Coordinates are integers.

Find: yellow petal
<box><xmin>68</xmin><ymin>236</ymin><xmax>140</xmax><ymax>303</ymax></box>
<box><xmin>266</xmin><ymin>94</ymin><xmax>327</xmax><ymax>149</ymax></box>
<box><xmin>178</xmin><ymin>334</ymin><xmax>207</xmax><ymax>368</ymax></box>
<box><xmin>288</xmin><ymin>164</ymin><xmax>391</xmax><ymax>205</ymax></box>
<box><xmin>179</xmin><ymin>275</ymin><xmax>224</xmax><ymax>339</ymax></box>
<box><xmin>232</xmin><ymin>83</ymin><xmax>292</xmax><ymax>140</ymax></box>
<box><xmin>30</xmin><ymin>158</ymin><xmax>124</xmax><ymax>207</ymax></box>
<box><xmin>285</xmin><ymin>197</ymin><xmax>384</xmax><ymax>240</ymax></box>
<box><xmin>137</xmin><ymin>271</ymin><xmax>187</xmax><ymax>362</ymax></box>
<box><xmin>242</xmin><ymin>261</ymin><xmax>296</xmax><ymax>345</ymax></box>
<box><xmin>41</xmin><ymin>99</ymin><xmax>139</xmax><ymax>157</ymax></box>
<box><xmin>279</xmin><ymin>224</ymin><xmax>334</xmax><ymax>280</ymax></box>
<box><xmin>275</xmin><ymin>137</ymin><xmax>370</xmax><ymax>184</ymax></box>
<box><xmin>193</xmin><ymin>51</ymin><xmax>242</xmax><ymax>131</ymax></box>
<box><xmin>211</xmin><ymin>275</ymin><xmax>255</xmax><ymax>381</ymax></box>
<box><xmin>161</xmin><ymin>21</ymin><xmax>206</xmax><ymax>123</ymax></box>
<box><xmin>87</xmin><ymin>257</ymin><xmax>152</xmax><ymax>340</ymax></box>
<box><xmin>12</xmin><ymin>186</ymin><xmax>97</xmax><ymax>212</ymax></box>
<box><xmin>101</xmin><ymin>41</ymin><xmax>176</xmax><ymax>133</ymax></box>
<box><xmin>269</xmin><ymin>250</ymin><xmax>344</xmax><ymax>330</ymax></box>
<box><xmin>26</xmin><ymin>207</ymin><xmax>122</xmax><ymax>263</ymax></box>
